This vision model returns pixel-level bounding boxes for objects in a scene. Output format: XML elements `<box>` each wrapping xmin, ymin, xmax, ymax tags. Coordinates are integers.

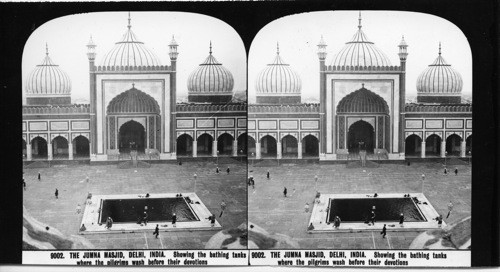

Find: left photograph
<box><xmin>22</xmin><ymin>11</ymin><xmax>248</xmax><ymax>250</ymax></box>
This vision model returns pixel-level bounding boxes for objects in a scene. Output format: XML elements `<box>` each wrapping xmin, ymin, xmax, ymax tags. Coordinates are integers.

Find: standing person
<box><xmin>334</xmin><ymin>216</ymin><xmax>341</xmax><ymax>229</ymax></box>
<box><xmin>86</xmin><ymin>175</ymin><xmax>89</xmax><ymax>183</ymax></box>
<box><xmin>436</xmin><ymin>215</ymin><xmax>443</xmax><ymax>228</ymax></box>
<box><xmin>446</xmin><ymin>201</ymin><xmax>454</xmax><ymax>218</ymax></box>
<box><xmin>208</xmin><ymin>214</ymin><xmax>216</xmax><ymax>227</ymax></box>
<box><xmin>76</xmin><ymin>203</ymin><xmax>82</xmax><ymax>214</ymax></box>
<box><xmin>314</xmin><ymin>175</ymin><xmax>318</xmax><ymax>183</ymax></box>
<box><xmin>106</xmin><ymin>217</ymin><xmax>113</xmax><ymax>229</ymax></box>
<box><xmin>55</xmin><ymin>189</ymin><xmax>58</xmax><ymax>199</ymax></box>
<box><xmin>283</xmin><ymin>187</ymin><xmax>287</xmax><ymax>197</ymax></box>
<box><xmin>444</xmin><ymin>167</ymin><xmax>448</xmax><ymax>175</ymax></box>
<box><xmin>380</xmin><ymin>224</ymin><xmax>387</xmax><ymax>238</ymax></box>
<box><xmin>370</xmin><ymin>211</ymin><xmax>376</xmax><ymax>225</ymax></box>
<box><xmin>421</xmin><ymin>174</ymin><xmax>425</xmax><ymax>181</ymax></box>
<box><xmin>399</xmin><ymin>213</ymin><xmax>404</xmax><ymax>227</ymax></box>
<box><xmin>226</xmin><ymin>167</ymin><xmax>230</xmax><ymax>175</ymax></box>
<box><xmin>194</xmin><ymin>173</ymin><xmax>197</xmax><ymax>180</ymax></box>
<box><xmin>153</xmin><ymin>224</ymin><xmax>159</xmax><ymax>238</ymax></box>
<box><xmin>216</xmin><ymin>167</ymin><xmax>219</xmax><ymax>174</ymax></box>
<box><xmin>142</xmin><ymin>212</ymin><xmax>148</xmax><ymax>226</ymax></box>
<box><xmin>219</xmin><ymin>201</ymin><xmax>226</xmax><ymax>217</ymax></box>
<box><xmin>304</xmin><ymin>203</ymin><xmax>310</xmax><ymax>213</ymax></box>
<box><xmin>172</xmin><ymin>213</ymin><xmax>177</xmax><ymax>227</ymax></box>
<box><xmin>22</xmin><ymin>179</ymin><xmax>26</xmax><ymax>191</ymax></box>
<box><xmin>267</xmin><ymin>171</ymin><xmax>270</xmax><ymax>179</ymax></box>
<box><xmin>454</xmin><ymin>168</ymin><xmax>458</xmax><ymax>175</ymax></box>
<box><xmin>38</xmin><ymin>172</ymin><xmax>41</xmax><ymax>181</ymax></box>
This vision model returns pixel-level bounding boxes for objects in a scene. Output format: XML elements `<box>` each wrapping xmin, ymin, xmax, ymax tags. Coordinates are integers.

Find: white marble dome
<box><xmin>255</xmin><ymin>47</ymin><xmax>301</xmax><ymax>95</ymax></box>
<box><xmin>26</xmin><ymin>48</ymin><xmax>71</xmax><ymax>96</ymax></box>
<box><xmin>417</xmin><ymin>47</ymin><xmax>463</xmax><ymax>94</ymax></box>
<box><xmin>187</xmin><ymin>45</ymin><xmax>234</xmax><ymax>94</ymax></box>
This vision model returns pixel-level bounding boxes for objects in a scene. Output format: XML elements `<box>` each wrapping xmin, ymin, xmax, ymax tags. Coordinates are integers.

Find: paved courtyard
<box><xmin>248</xmin><ymin>160</ymin><xmax>471</xmax><ymax>249</ymax></box>
<box><xmin>23</xmin><ymin>159</ymin><xmax>247</xmax><ymax>249</ymax></box>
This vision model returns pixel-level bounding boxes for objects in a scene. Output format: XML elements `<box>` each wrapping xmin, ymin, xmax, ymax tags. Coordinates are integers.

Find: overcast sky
<box><xmin>22</xmin><ymin>12</ymin><xmax>246</xmax><ymax>104</ymax></box>
<box><xmin>248</xmin><ymin>10</ymin><xmax>472</xmax><ymax>103</ymax></box>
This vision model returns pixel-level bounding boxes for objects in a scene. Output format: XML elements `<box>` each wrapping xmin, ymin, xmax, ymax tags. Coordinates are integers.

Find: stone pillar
<box><xmin>48</xmin><ymin>143</ymin><xmax>53</xmax><ymax>160</ymax></box>
<box><xmin>232</xmin><ymin>140</ymin><xmax>238</xmax><ymax>157</ymax></box>
<box><xmin>298</xmin><ymin>141</ymin><xmax>303</xmax><ymax>159</ymax></box>
<box><xmin>421</xmin><ymin>139</ymin><xmax>426</xmax><ymax>158</ymax></box>
<box><xmin>440</xmin><ymin>140</ymin><xmax>446</xmax><ymax>158</ymax></box>
<box><xmin>277</xmin><ymin>141</ymin><xmax>282</xmax><ymax>159</ymax></box>
<box><xmin>68</xmin><ymin>143</ymin><xmax>74</xmax><ymax>160</ymax></box>
<box><xmin>460</xmin><ymin>140</ymin><xmax>466</xmax><ymax>157</ymax></box>
<box><xmin>27</xmin><ymin>144</ymin><xmax>32</xmax><ymax>161</ymax></box>
<box><xmin>212</xmin><ymin>140</ymin><xmax>217</xmax><ymax>157</ymax></box>
<box><xmin>256</xmin><ymin>142</ymin><xmax>261</xmax><ymax>159</ymax></box>
<box><xmin>192</xmin><ymin>140</ymin><xmax>197</xmax><ymax>157</ymax></box>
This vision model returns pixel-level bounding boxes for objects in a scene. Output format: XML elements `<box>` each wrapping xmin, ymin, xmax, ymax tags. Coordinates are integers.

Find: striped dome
<box><xmin>100</xmin><ymin>18</ymin><xmax>160</xmax><ymax>67</ymax></box>
<box><xmin>417</xmin><ymin>46</ymin><xmax>463</xmax><ymax>95</ymax></box>
<box><xmin>26</xmin><ymin>48</ymin><xmax>71</xmax><ymax>96</ymax></box>
<box><xmin>187</xmin><ymin>45</ymin><xmax>234</xmax><ymax>94</ymax></box>
<box><xmin>255</xmin><ymin>47</ymin><xmax>301</xmax><ymax>95</ymax></box>
<box><xmin>107</xmin><ymin>87</ymin><xmax>160</xmax><ymax>114</ymax></box>
<box><xmin>337</xmin><ymin>87</ymin><xmax>389</xmax><ymax>113</ymax></box>
<box><xmin>330</xmin><ymin>15</ymin><xmax>391</xmax><ymax>67</ymax></box>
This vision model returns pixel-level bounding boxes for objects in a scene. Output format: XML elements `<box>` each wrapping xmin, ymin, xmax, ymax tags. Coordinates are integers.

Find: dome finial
<box><xmin>439</xmin><ymin>42</ymin><xmax>442</xmax><ymax>55</ymax></box>
<box><xmin>45</xmin><ymin>43</ymin><xmax>49</xmax><ymax>55</ymax></box>
<box><xmin>362</xmin><ymin>83</ymin><xmax>365</xmax><ymax>88</ymax></box>
<box><xmin>277</xmin><ymin>42</ymin><xmax>280</xmax><ymax>55</ymax></box>
<box><xmin>358</xmin><ymin>11</ymin><xmax>362</xmax><ymax>29</ymax></box>
<box><xmin>132</xmin><ymin>82</ymin><xmax>135</xmax><ymax>88</ymax></box>
<box><xmin>127</xmin><ymin>12</ymin><xmax>131</xmax><ymax>29</ymax></box>
<box><xmin>209</xmin><ymin>41</ymin><xmax>212</xmax><ymax>55</ymax></box>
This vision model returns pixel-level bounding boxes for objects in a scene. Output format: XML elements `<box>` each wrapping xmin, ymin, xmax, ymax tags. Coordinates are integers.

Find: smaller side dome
<box><xmin>107</xmin><ymin>86</ymin><xmax>160</xmax><ymax>114</ymax></box>
<box><xmin>337</xmin><ymin>86</ymin><xmax>389</xmax><ymax>113</ymax></box>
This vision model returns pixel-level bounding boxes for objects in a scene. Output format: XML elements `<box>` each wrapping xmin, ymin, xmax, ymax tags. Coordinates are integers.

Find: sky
<box><xmin>22</xmin><ymin>12</ymin><xmax>247</xmax><ymax>104</ymax></box>
<box><xmin>248</xmin><ymin>10</ymin><xmax>472</xmax><ymax>103</ymax></box>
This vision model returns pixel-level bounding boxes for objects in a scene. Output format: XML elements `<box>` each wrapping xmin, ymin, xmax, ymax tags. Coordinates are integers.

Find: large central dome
<box><xmin>100</xmin><ymin>16</ymin><xmax>161</xmax><ymax>67</ymax></box>
<box><xmin>330</xmin><ymin>14</ymin><xmax>392</xmax><ymax>67</ymax></box>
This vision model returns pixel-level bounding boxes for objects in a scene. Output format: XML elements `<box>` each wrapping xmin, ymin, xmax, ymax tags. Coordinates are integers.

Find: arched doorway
<box><xmin>197</xmin><ymin>133</ymin><xmax>213</xmax><ymax>156</ymax></box>
<box><xmin>52</xmin><ymin>136</ymin><xmax>69</xmax><ymax>159</ymax></box>
<box><xmin>31</xmin><ymin>137</ymin><xmax>48</xmax><ymax>159</ymax></box>
<box><xmin>237</xmin><ymin>133</ymin><xmax>247</xmax><ymax>155</ymax></box>
<box><xmin>22</xmin><ymin>139</ymin><xmax>27</xmax><ymax>158</ymax></box>
<box><xmin>248</xmin><ymin>136</ymin><xmax>256</xmax><ymax>157</ymax></box>
<box><xmin>261</xmin><ymin>135</ymin><xmax>277</xmax><ymax>158</ymax></box>
<box><xmin>217</xmin><ymin>133</ymin><xmax>234</xmax><ymax>155</ymax></box>
<box><xmin>425</xmin><ymin>134</ymin><xmax>441</xmax><ymax>157</ymax></box>
<box><xmin>177</xmin><ymin>134</ymin><xmax>193</xmax><ymax>157</ymax></box>
<box><xmin>405</xmin><ymin>135</ymin><xmax>422</xmax><ymax>157</ymax></box>
<box><xmin>466</xmin><ymin>135</ymin><xmax>472</xmax><ymax>155</ymax></box>
<box><xmin>73</xmin><ymin>135</ymin><xmax>90</xmax><ymax>158</ymax></box>
<box><xmin>347</xmin><ymin>120</ymin><xmax>375</xmax><ymax>154</ymax></box>
<box><xmin>119</xmin><ymin>120</ymin><xmax>146</xmax><ymax>153</ymax></box>
<box><xmin>303</xmin><ymin>135</ymin><xmax>319</xmax><ymax>157</ymax></box>
<box><xmin>446</xmin><ymin>134</ymin><xmax>461</xmax><ymax>156</ymax></box>
<box><xmin>281</xmin><ymin>135</ymin><xmax>298</xmax><ymax>158</ymax></box>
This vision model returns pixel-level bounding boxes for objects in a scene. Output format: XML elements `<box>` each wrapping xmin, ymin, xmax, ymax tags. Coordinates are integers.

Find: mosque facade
<box><xmin>22</xmin><ymin>16</ymin><xmax>247</xmax><ymax>162</ymax></box>
<box><xmin>248</xmin><ymin>15</ymin><xmax>472</xmax><ymax>161</ymax></box>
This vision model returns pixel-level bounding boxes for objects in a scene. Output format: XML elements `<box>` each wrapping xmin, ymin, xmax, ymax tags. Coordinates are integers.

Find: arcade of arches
<box><xmin>404</xmin><ymin>133</ymin><xmax>472</xmax><ymax>158</ymax></box>
<box><xmin>176</xmin><ymin>133</ymin><xmax>247</xmax><ymax>157</ymax></box>
<box><xmin>24</xmin><ymin>135</ymin><xmax>90</xmax><ymax>160</ymax></box>
<box><xmin>249</xmin><ymin>134</ymin><xmax>320</xmax><ymax>159</ymax></box>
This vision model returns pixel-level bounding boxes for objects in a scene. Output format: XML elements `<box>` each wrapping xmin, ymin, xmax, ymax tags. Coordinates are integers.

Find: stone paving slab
<box><xmin>248</xmin><ymin>162</ymin><xmax>470</xmax><ymax>249</ymax></box>
<box><xmin>23</xmin><ymin>161</ymin><xmax>247</xmax><ymax>249</ymax></box>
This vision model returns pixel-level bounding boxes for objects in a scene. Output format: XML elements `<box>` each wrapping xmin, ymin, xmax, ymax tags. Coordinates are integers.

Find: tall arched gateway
<box><xmin>336</xmin><ymin>87</ymin><xmax>390</xmax><ymax>156</ymax></box>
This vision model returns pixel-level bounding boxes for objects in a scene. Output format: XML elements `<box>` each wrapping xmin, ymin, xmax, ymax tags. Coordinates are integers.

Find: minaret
<box><xmin>398</xmin><ymin>35</ymin><xmax>408</xmax><ymax>156</ymax></box>
<box><xmin>86</xmin><ymin>35</ymin><xmax>97</xmax><ymax>156</ymax></box>
<box><xmin>317</xmin><ymin>35</ymin><xmax>328</xmax><ymax>157</ymax></box>
<box><xmin>168</xmin><ymin>35</ymin><xmax>179</xmax><ymax>156</ymax></box>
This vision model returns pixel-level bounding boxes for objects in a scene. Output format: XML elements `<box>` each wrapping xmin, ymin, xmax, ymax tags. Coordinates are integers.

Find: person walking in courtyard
<box><xmin>454</xmin><ymin>167</ymin><xmax>458</xmax><ymax>175</ymax></box>
<box><xmin>421</xmin><ymin>174</ymin><xmax>425</xmax><ymax>181</ymax></box>
<box><xmin>172</xmin><ymin>213</ymin><xmax>177</xmax><ymax>227</ymax></box>
<box><xmin>314</xmin><ymin>175</ymin><xmax>318</xmax><ymax>183</ymax></box>
<box><xmin>219</xmin><ymin>200</ymin><xmax>226</xmax><ymax>217</ymax></box>
<box><xmin>38</xmin><ymin>172</ymin><xmax>41</xmax><ymax>181</ymax></box>
<box><xmin>216</xmin><ymin>167</ymin><xmax>219</xmax><ymax>174</ymax></box>
<box><xmin>380</xmin><ymin>224</ymin><xmax>387</xmax><ymax>238</ymax></box>
<box><xmin>55</xmin><ymin>189</ymin><xmax>58</xmax><ymax>199</ymax></box>
<box><xmin>283</xmin><ymin>187</ymin><xmax>287</xmax><ymax>197</ymax></box>
<box><xmin>226</xmin><ymin>167</ymin><xmax>230</xmax><ymax>174</ymax></box>
<box><xmin>304</xmin><ymin>202</ymin><xmax>310</xmax><ymax>213</ymax></box>
<box><xmin>142</xmin><ymin>211</ymin><xmax>148</xmax><ymax>225</ymax></box>
<box><xmin>194</xmin><ymin>173</ymin><xmax>197</xmax><ymax>180</ymax></box>
<box><xmin>153</xmin><ymin>224</ymin><xmax>159</xmax><ymax>238</ymax></box>
<box><xmin>207</xmin><ymin>214</ymin><xmax>216</xmax><ymax>227</ymax></box>
<box><xmin>334</xmin><ymin>216</ymin><xmax>341</xmax><ymax>229</ymax></box>
<box><xmin>267</xmin><ymin>171</ymin><xmax>270</xmax><ymax>179</ymax></box>
<box><xmin>444</xmin><ymin>167</ymin><xmax>448</xmax><ymax>175</ymax></box>
<box><xmin>399</xmin><ymin>213</ymin><xmax>404</xmax><ymax>227</ymax></box>
<box><xmin>22</xmin><ymin>179</ymin><xmax>26</xmax><ymax>191</ymax></box>
<box><xmin>105</xmin><ymin>217</ymin><xmax>113</xmax><ymax>229</ymax></box>
<box><xmin>76</xmin><ymin>203</ymin><xmax>81</xmax><ymax>214</ymax></box>
<box><xmin>86</xmin><ymin>175</ymin><xmax>89</xmax><ymax>183</ymax></box>
<box><xmin>370</xmin><ymin>211</ymin><xmax>376</xmax><ymax>225</ymax></box>
<box><xmin>446</xmin><ymin>201</ymin><xmax>454</xmax><ymax>218</ymax></box>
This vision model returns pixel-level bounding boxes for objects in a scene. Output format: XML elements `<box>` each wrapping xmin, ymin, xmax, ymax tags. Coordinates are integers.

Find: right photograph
<box><xmin>247</xmin><ymin>11</ymin><xmax>471</xmax><ymax>250</ymax></box>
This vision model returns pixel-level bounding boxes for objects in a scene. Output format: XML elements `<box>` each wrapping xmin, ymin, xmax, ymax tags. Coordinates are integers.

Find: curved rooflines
<box><xmin>337</xmin><ymin>86</ymin><xmax>389</xmax><ymax>113</ymax></box>
<box><xmin>107</xmin><ymin>87</ymin><xmax>160</xmax><ymax>114</ymax></box>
